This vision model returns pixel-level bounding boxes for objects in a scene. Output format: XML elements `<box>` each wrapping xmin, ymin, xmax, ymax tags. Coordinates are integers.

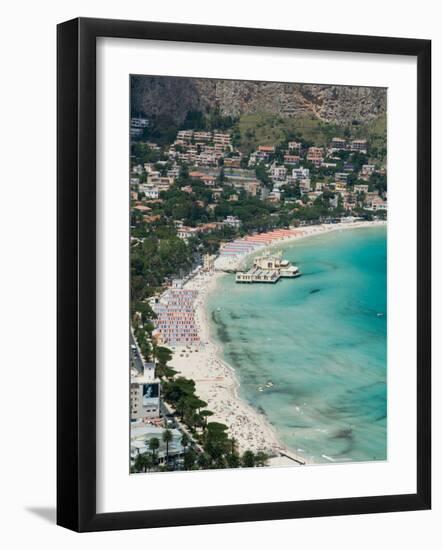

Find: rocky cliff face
<box><xmin>131</xmin><ymin>76</ymin><xmax>386</xmax><ymax>126</ymax></box>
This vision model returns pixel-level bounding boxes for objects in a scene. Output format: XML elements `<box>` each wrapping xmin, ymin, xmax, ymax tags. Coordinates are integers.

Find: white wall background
<box><xmin>0</xmin><ymin>0</ymin><xmax>439</xmax><ymax>548</ymax></box>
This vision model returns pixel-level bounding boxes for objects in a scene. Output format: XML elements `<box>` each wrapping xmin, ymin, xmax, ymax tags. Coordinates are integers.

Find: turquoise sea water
<box><xmin>207</xmin><ymin>226</ymin><xmax>387</xmax><ymax>464</ymax></box>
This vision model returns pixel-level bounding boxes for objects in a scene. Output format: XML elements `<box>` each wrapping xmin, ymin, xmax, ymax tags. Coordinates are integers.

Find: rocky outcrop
<box><xmin>131</xmin><ymin>76</ymin><xmax>386</xmax><ymax>126</ymax></box>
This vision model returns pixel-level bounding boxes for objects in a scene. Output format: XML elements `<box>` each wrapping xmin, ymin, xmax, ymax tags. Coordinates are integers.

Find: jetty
<box><xmin>236</xmin><ymin>252</ymin><xmax>300</xmax><ymax>283</ymax></box>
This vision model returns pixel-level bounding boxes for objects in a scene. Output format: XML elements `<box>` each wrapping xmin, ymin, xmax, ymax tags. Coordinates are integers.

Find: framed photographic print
<box><xmin>57</xmin><ymin>18</ymin><xmax>431</xmax><ymax>532</ymax></box>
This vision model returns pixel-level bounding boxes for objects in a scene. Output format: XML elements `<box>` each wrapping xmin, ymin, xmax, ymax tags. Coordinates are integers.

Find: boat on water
<box><xmin>235</xmin><ymin>251</ymin><xmax>300</xmax><ymax>283</ymax></box>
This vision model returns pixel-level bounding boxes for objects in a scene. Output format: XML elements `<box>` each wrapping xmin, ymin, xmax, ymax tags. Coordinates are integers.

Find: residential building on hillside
<box><xmin>288</xmin><ymin>141</ymin><xmax>302</xmax><ymax>152</ymax></box>
<box><xmin>349</xmin><ymin>139</ymin><xmax>368</xmax><ymax>153</ymax></box>
<box><xmin>213</xmin><ymin>132</ymin><xmax>231</xmax><ymax>147</ymax></box>
<box><xmin>334</xmin><ymin>182</ymin><xmax>347</xmax><ymax>192</ymax></box>
<box><xmin>366</xmin><ymin>197</ymin><xmax>388</xmax><ymax>211</ymax></box>
<box><xmin>292</xmin><ymin>167</ymin><xmax>310</xmax><ymax>181</ymax></box>
<box><xmin>307</xmin><ymin>147</ymin><xmax>324</xmax><ymax>166</ymax></box>
<box><xmin>354</xmin><ymin>184</ymin><xmax>369</xmax><ymax>193</ymax></box>
<box><xmin>270</xmin><ymin>164</ymin><xmax>288</xmax><ymax>181</ymax></box>
<box><xmin>330</xmin><ymin>137</ymin><xmax>347</xmax><ymax>151</ymax></box>
<box><xmin>140</xmin><ymin>184</ymin><xmax>159</xmax><ymax>199</ymax></box>
<box><xmin>177</xmin><ymin>226</ymin><xmax>200</xmax><ymax>241</ymax></box>
<box><xmin>335</xmin><ymin>172</ymin><xmax>349</xmax><ymax>184</ymax></box>
<box><xmin>299</xmin><ymin>179</ymin><xmax>311</xmax><ymax>193</ymax></box>
<box><xmin>283</xmin><ymin>154</ymin><xmax>300</xmax><ymax>164</ymax></box>
<box><xmin>268</xmin><ymin>188</ymin><xmax>282</xmax><ymax>202</ymax></box>
<box><xmin>361</xmin><ymin>164</ymin><xmax>375</xmax><ymax>176</ymax></box>
<box><xmin>224</xmin><ymin>157</ymin><xmax>242</xmax><ymax>168</ymax></box>
<box><xmin>177</xmin><ymin>130</ymin><xmax>193</xmax><ymax>141</ymax></box>
<box><xmin>194</xmin><ymin>131</ymin><xmax>212</xmax><ymax>142</ymax></box>
<box><xmin>223</xmin><ymin>215</ymin><xmax>242</xmax><ymax>229</ymax></box>
<box><xmin>131</xmin><ymin>117</ymin><xmax>150</xmax><ymax>128</ymax></box>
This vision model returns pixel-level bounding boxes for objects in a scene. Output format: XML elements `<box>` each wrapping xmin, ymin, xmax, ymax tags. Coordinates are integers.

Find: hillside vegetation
<box><xmin>235</xmin><ymin>112</ymin><xmax>387</xmax><ymax>160</ymax></box>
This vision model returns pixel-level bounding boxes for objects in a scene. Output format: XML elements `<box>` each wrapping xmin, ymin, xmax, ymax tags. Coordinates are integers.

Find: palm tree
<box><xmin>181</xmin><ymin>433</ymin><xmax>190</xmax><ymax>455</ymax></box>
<box><xmin>162</xmin><ymin>429</ymin><xmax>173</xmax><ymax>464</ymax></box>
<box><xmin>134</xmin><ymin>453</ymin><xmax>145</xmax><ymax>473</ymax></box>
<box><xmin>148</xmin><ymin>437</ymin><xmax>160</xmax><ymax>465</ymax></box>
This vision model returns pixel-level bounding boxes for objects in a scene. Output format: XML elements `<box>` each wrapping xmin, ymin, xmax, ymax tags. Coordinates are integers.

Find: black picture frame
<box><xmin>57</xmin><ymin>17</ymin><xmax>431</xmax><ymax>532</ymax></box>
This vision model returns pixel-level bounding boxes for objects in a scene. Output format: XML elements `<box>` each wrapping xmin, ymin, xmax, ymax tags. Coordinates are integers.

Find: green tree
<box><xmin>241</xmin><ymin>450</ymin><xmax>256</xmax><ymax>468</ymax></box>
<box><xmin>183</xmin><ymin>448</ymin><xmax>197</xmax><ymax>470</ymax></box>
<box><xmin>226</xmin><ymin>452</ymin><xmax>240</xmax><ymax>469</ymax></box>
<box><xmin>203</xmin><ymin>422</ymin><xmax>230</xmax><ymax>463</ymax></box>
<box><xmin>200</xmin><ymin>409</ymin><xmax>214</xmax><ymax>429</ymax></box>
<box><xmin>181</xmin><ymin>433</ymin><xmax>190</xmax><ymax>454</ymax></box>
<box><xmin>178</xmin><ymin>163</ymin><xmax>189</xmax><ymax>181</ymax></box>
<box><xmin>134</xmin><ymin>452</ymin><xmax>154</xmax><ymax>473</ymax></box>
<box><xmin>158</xmin><ymin>364</ymin><xmax>178</xmax><ymax>380</ymax></box>
<box><xmin>148</xmin><ymin>437</ymin><xmax>160</xmax><ymax>464</ymax></box>
<box><xmin>154</xmin><ymin>346</ymin><xmax>173</xmax><ymax>366</ymax></box>
<box><xmin>254</xmin><ymin>451</ymin><xmax>269</xmax><ymax>467</ymax></box>
<box><xmin>255</xmin><ymin>162</ymin><xmax>270</xmax><ymax>186</ymax></box>
<box><xmin>197</xmin><ymin>452</ymin><xmax>211</xmax><ymax>470</ymax></box>
<box><xmin>162</xmin><ymin>429</ymin><xmax>173</xmax><ymax>464</ymax></box>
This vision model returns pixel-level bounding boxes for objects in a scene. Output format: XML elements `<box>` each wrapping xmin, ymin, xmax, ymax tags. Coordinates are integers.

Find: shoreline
<box><xmin>168</xmin><ymin>220</ymin><xmax>386</xmax><ymax>466</ymax></box>
<box><xmin>216</xmin><ymin>219</ymin><xmax>386</xmax><ymax>273</ymax></box>
<box><xmin>169</xmin><ymin>270</ymin><xmax>291</xmax><ymax>462</ymax></box>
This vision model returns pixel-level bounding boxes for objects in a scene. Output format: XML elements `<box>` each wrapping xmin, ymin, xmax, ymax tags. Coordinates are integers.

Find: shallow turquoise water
<box><xmin>207</xmin><ymin>227</ymin><xmax>387</xmax><ymax>464</ymax></box>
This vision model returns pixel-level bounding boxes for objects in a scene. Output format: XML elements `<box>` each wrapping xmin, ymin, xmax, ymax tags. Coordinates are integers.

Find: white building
<box><xmin>167</xmin><ymin>167</ymin><xmax>180</xmax><ymax>179</ymax></box>
<box><xmin>361</xmin><ymin>164</ymin><xmax>375</xmax><ymax>176</ymax></box>
<box><xmin>366</xmin><ymin>198</ymin><xmax>388</xmax><ymax>211</ymax></box>
<box><xmin>177</xmin><ymin>226</ymin><xmax>199</xmax><ymax>241</ymax></box>
<box><xmin>335</xmin><ymin>172</ymin><xmax>349</xmax><ymax>184</ymax></box>
<box><xmin>130</xmin><ymin>361</ymin><xmax>161</xmax><ymax>421</ymax></box>
<box><xmin>268</xmin><ymin>188</ymin><xmax>282</xmax><ymax>202</ymax></box>
<box><xmin>354</xmin><ymin>184</ymin><xmax>369</xmax><ymax>193</ymax></box>
<box><xmin>140</xmin><ymin>184</ymin><xmax>159</xmax><ymax>199</ymax></box>
<box><xmin>270</xmin><ymin>164</ymin><xmax>288</xmax><ymax>181</ymax></box>
<box><xmin>130</xmin><ymin>426</ymin><xmax>185</xmax><ymax>467</ymax></box>
<box><xmin>223</xmin><ymin>215</ymin><xmax>242</xmax><ymax>229</ymax></box>
<box><xmin>131</xmin><ymin>117</ymin><xmax>150</xmax><ymax>129</ymax></box>
<box><xmin>287</xmin><ymin>141</ymin><xmax>302</xmax><ymax>152</ymax></box>
<box><xmin>132</xmin><ymin>164</ymin><xmax>144</xmax><ymax>175</ymax></box>
<box><xmin>292</xmin><ymin>167</ymin><xmax>310</xmax><ymax>181</ymax></box>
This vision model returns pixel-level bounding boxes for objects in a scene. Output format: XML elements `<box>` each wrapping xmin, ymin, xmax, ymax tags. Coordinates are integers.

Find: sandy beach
<box><xmin>169</xmin><ymin>270</ymin><xmax>289</xmax><ymax>461</ymax></box>
<box><xmin>168</xmin><ymin>220</ymin><xmax>386</xmax><ymax>466</ymax></box>
<box><xmin>215</xmin><ymin>219</ymin><xmax>386</xmax><ymax>272</ymax></box>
